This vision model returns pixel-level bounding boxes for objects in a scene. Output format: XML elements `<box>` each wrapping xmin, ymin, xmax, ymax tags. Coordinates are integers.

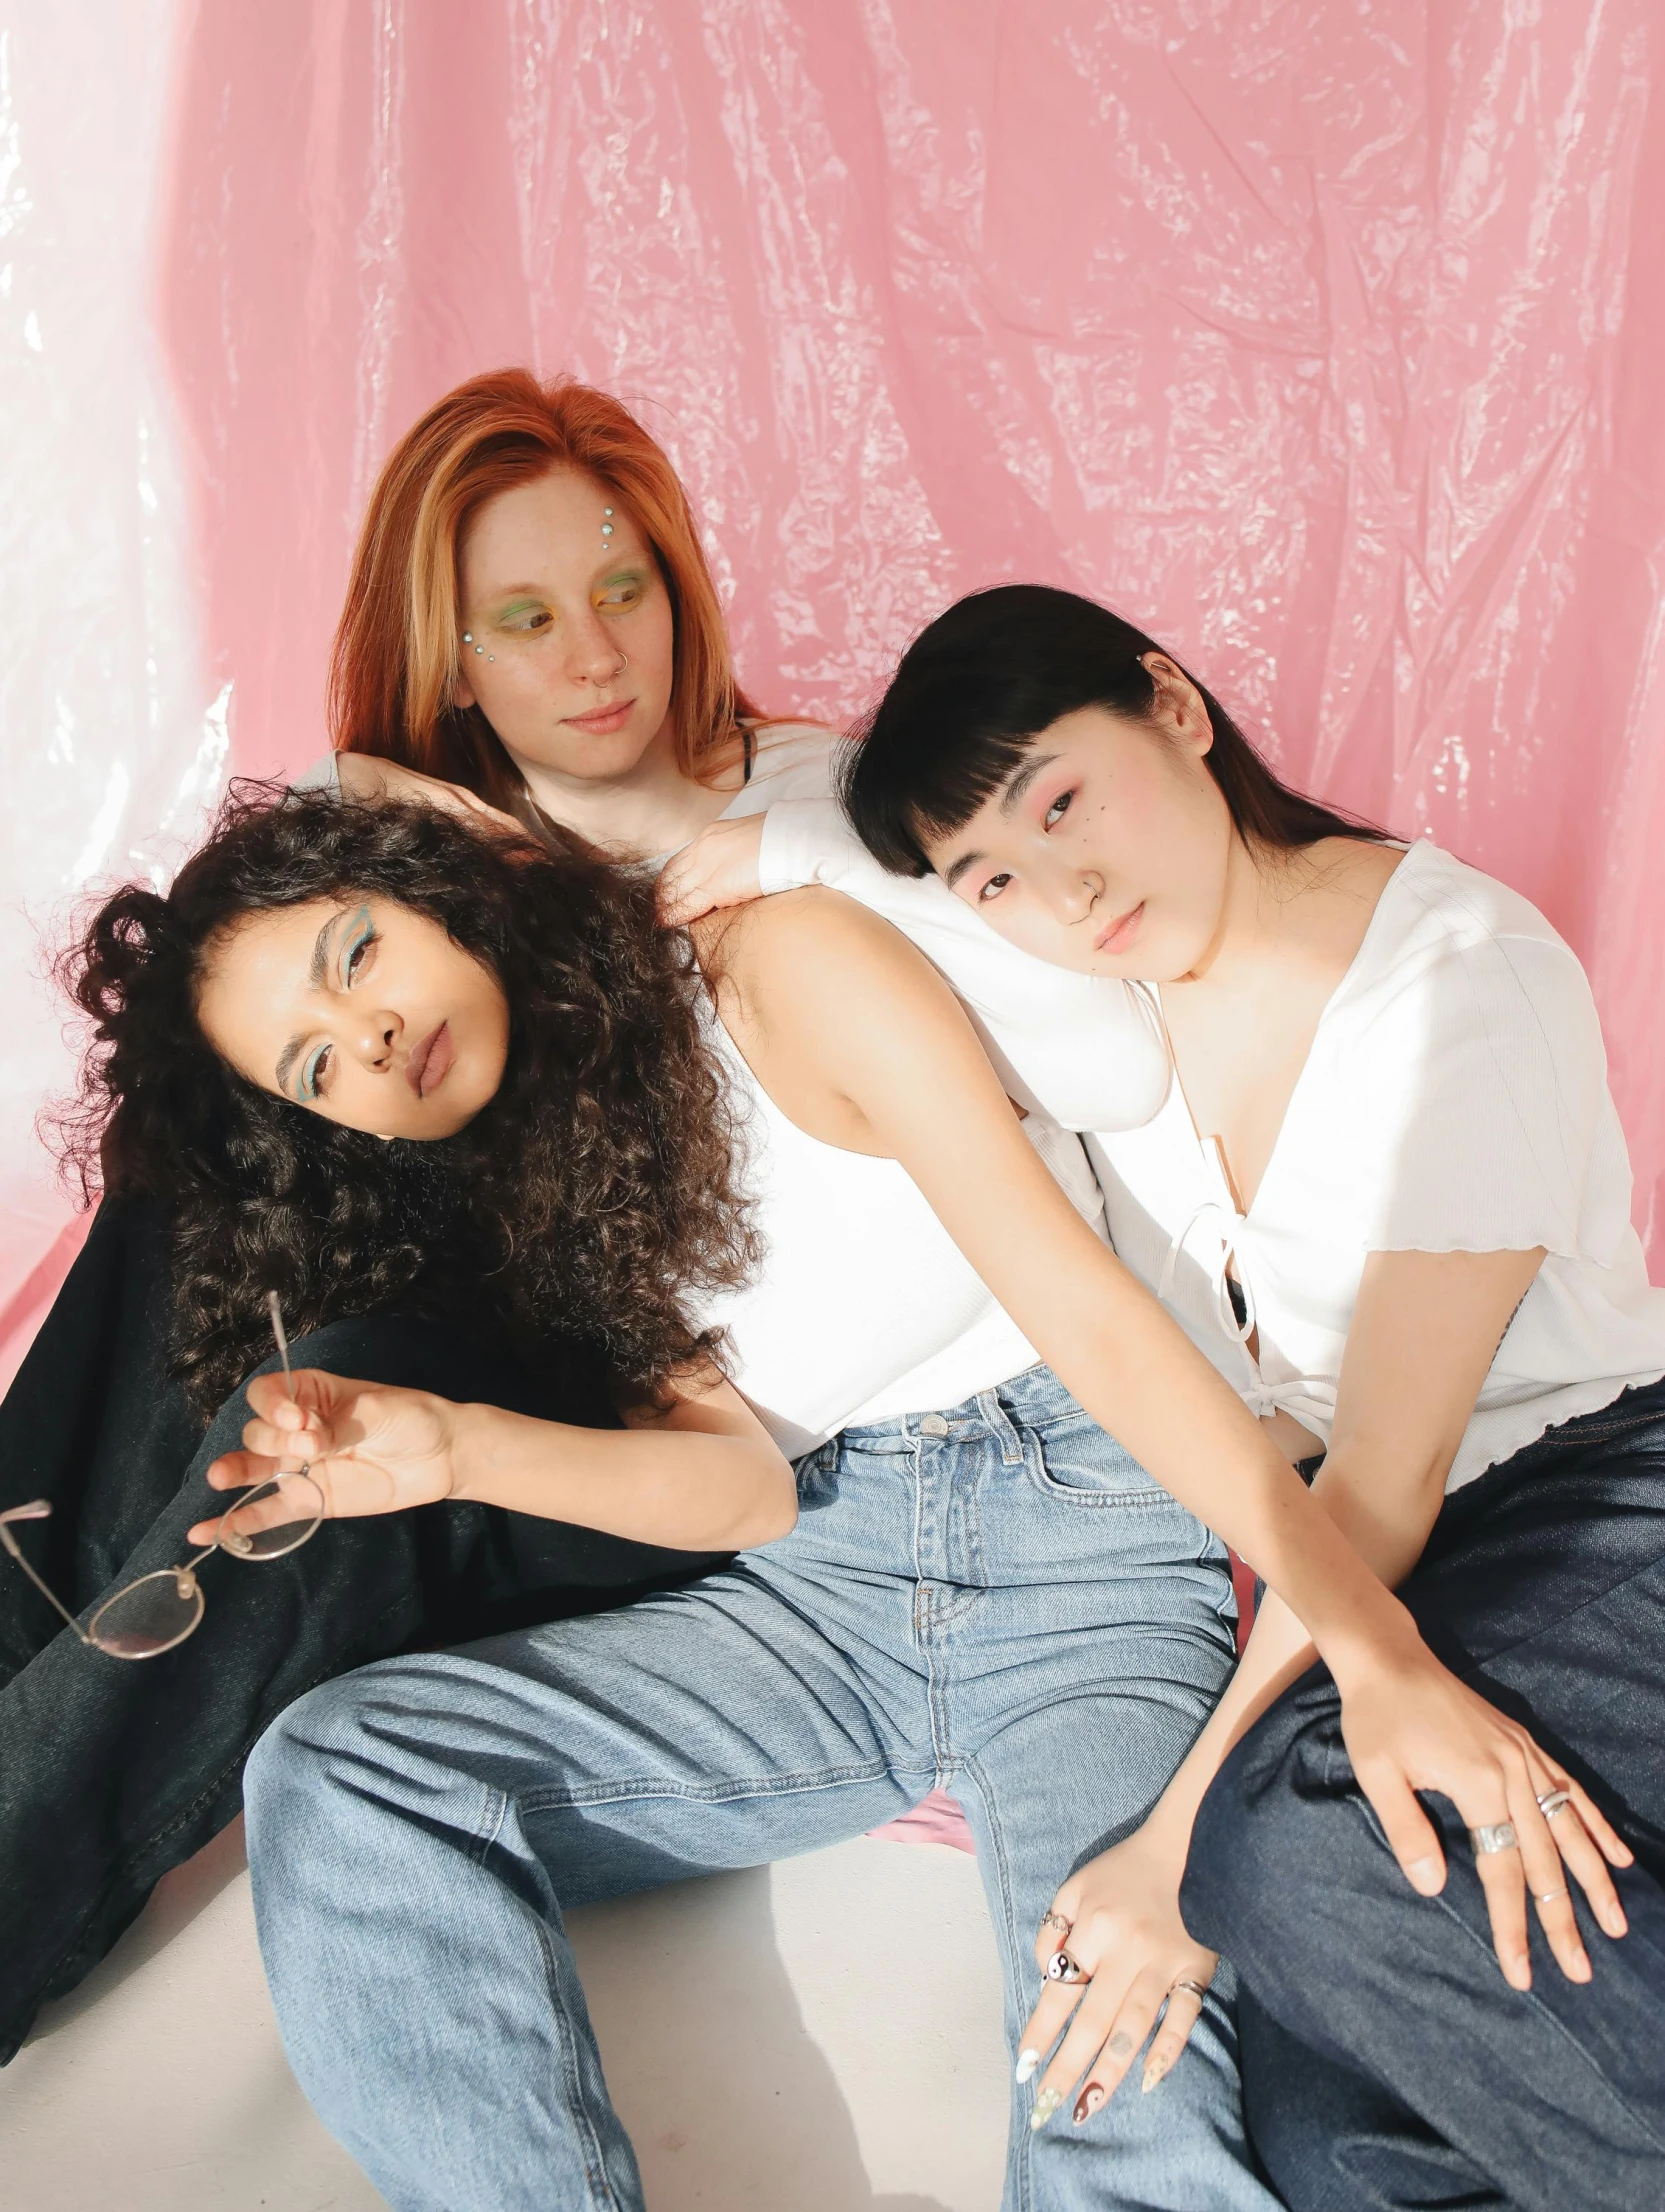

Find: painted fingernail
<box><xmin>1602</xmin><ymin>1905</ymin><xmax>1628</xmax><ymax>1937</ymax></box>
<box><xmin>1141</xmin><ymin>2053</ymin><xmax>1169</xmax><ymax>2094</ymax></box>
<box><xmin>1015</xmin><ymin>2048</ymin><xmax>1041</xmax><ymax>2084</ymax></box>
<box><xmin>1072</xmin><ymin>2082</ymin><xmax>1106</xmax><ymax>2126</ymax></box>
<box><xmin>1407</xmin><ymin>1855</ymin><xmax>1444</xmax><ymax>1895</ymax></box>
<box><xmin>1506</xmin><ymin>1955</ymin><xmax>1531</xmax><ymax>1991</ymax></box>
<box><xmin>1029</xmin><ymin>2087</ymin><xmax>1064</xmax><ymax>2131</ymax></box>
<box><xmin>1570</xmin><ymin>1949</ymin><xmax>1591</xmax><ymax>1980</ymax></box>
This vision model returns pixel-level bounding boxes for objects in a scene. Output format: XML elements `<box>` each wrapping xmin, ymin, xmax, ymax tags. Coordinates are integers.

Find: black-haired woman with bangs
<box><xmin>802</xmin><ymin>581</ymin><xmax>1665</xmax><ymax>2212</ymax></box>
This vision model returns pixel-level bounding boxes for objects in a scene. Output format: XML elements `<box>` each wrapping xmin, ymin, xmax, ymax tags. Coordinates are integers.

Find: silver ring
<box><xmin>1468</xmin><ymin>1821</ymin><xmax>1519</xmax><ymax>1856</ymax></box>
<box><xmin>1039</xmin><ymin>1910</ymin><xmax>1073</xmax><ymax>1939</ymax></box>
<box><xmin>1537</xmin><ymin>1789</ymin><xmax>1575</xmax><ymax>1819</ymax></box>
<box><xmin>1533</xmin><ymin>1886</ymin><xmax>1569</xmax><ymax>1906</ymax></box>
<box><xmin>1044</xmin><ymin>1949</ymin><xmax>1086</xmax><ymax>1984</ymax></box>
<box><xmin>1167</xmin><ymin>1976</ymin><xmax>1212</xmax><ymax>2003</ymax></box>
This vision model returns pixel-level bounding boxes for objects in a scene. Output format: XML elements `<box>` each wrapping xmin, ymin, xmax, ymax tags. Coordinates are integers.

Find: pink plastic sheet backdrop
<box><xmin>4</xmin><ymin>3</ymin><xmax>1663</xmax><ymax>1405</ymax></box>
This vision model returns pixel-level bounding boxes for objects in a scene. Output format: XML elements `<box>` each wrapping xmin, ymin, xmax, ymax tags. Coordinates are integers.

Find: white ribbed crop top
<box><xmin>694</xmin><ymin>1007</ymin><xmax>1109</xmax><ymax>1460</ymax></box>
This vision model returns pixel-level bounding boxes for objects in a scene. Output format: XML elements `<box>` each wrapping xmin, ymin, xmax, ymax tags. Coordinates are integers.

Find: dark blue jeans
<box><xmin>0</xmin><ymin>1198</ymin><xmax>731</xmax><ymax>2064</ymax></box>
<box><xmin>1183</xmin><ymin>1374</ymin><xmax>1665</xmax><ymax>2212</ymax></box>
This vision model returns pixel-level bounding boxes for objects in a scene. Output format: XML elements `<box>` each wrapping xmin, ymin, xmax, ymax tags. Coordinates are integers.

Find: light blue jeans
<box><xmin>245</xmin><ymin>1365</ymin><xmax>1274</xmax><ymax>2211</ymax></box>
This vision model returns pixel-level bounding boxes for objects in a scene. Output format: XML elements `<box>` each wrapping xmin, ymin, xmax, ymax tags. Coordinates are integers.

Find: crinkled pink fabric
<box><xmin>4</xmin><ymin>4</ymin><xmax>1662</xmax><ymax>1376</ymax></box>
<box><xmin>158</xmin><ymin>0</ymin><xmax>1665</xmax><ymax>1251</ymax></box>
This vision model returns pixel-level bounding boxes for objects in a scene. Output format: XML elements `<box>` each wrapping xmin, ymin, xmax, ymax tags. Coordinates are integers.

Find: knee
<box><xmin>245</xmin><ymin>1670</ymin><xmax>368</xmax><ymax>1835</ymax></box>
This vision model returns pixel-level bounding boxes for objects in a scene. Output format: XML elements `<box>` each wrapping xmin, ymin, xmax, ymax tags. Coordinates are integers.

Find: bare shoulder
<box><xmin>692</xmin><ymin>884</ymin><xmax>941</xmax><ymax>999</ymax></box>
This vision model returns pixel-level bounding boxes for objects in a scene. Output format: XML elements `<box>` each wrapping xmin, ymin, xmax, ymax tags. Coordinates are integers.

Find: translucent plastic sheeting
<box><xmin>3</xmin><ymin>0</ymin><xmax>1664</xmax><ymax>1397</ymax></box>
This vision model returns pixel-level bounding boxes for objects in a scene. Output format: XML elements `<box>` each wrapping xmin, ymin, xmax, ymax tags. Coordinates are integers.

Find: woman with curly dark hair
<box><xmin>27</xmin><ymin>785</ymin><xmax>1615</xmax><ymax>2210</ymax></box>
<box><xmin>0</xmin><ymin>787</ymin><xmax>780</xmax><ymax>2065</ymax></box>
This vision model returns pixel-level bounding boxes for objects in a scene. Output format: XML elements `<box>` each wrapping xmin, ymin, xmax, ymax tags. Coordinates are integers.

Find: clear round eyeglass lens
<box><xmin>88</xmin><ymin>1569</ymin><xmax>205</xmax><ymax>1660</ymax></box>
<box><xmin>215</xmin><ymin>1470</ymin><xmax>325</xmax><ymax>1560</ymax></box>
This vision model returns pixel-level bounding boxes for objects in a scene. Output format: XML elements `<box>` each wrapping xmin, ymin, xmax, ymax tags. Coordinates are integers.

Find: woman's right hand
<box><xmin>1331</xmin><ymin>1627</ymin><xmax>1632</xmax><ymax>1988</ymax></box>
<box><xmin>657</xmin><ymin>811</ymin><xmax>767</xmax><ymax>925</ymax></box>
<box><xmin>334</xmin><ymin>750</ymin><xmax>524</xmax><ymax>835</ymax></box>
<box><xmin>189</xmin><ymin>1367</ymin><xmax>463</xmax><ymax>1543</ymax></box>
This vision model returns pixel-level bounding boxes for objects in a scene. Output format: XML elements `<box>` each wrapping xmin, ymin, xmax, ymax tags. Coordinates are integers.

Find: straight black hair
<box><xmin>841</xmin><ymin>584</ymin><xmax>1384</xmax><ymax>874</ymax></box>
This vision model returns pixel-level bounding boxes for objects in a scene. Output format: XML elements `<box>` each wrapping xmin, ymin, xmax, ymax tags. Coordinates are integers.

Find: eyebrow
<box><xmin>468</xmin><ymin>560</ymin><xmax>643</xmax><ymax>611</ymax></box>
<box><xmin>940</xmin><ymin>753</ymin><xmax>1061</xmax><ymax>887</ymax></box>
<box><xmin>273</xmin><ymin>912</ymin><xmax>338</xmax><ymax>1093</ymax></box>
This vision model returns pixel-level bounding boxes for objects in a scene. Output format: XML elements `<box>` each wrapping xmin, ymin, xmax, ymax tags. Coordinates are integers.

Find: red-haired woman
<box><xmin>318</xmin><ymin>367</ymin><xmax>828</xmax><ymax>852</ymax></box>
<box><xmin>0</xmin><ymin>372</ymin><xmax>1159</xmax><ymax>2058</ymax></box>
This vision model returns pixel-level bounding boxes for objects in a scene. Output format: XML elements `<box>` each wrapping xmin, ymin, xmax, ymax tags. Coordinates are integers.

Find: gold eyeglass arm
<box><xmin>0</xmin><ymin>1503</ymin><xmax>97</xmax><ymax>1647</ymax></box>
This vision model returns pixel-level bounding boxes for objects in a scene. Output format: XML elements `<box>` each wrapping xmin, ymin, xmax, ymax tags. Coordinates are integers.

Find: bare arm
<box><xmin>200</xmin><ymin>1363</ymin><xmax>798</xmax><ymax>1554</ymax></box>
<box><xmin>333</xmin><ymin>749</ymin><xmax>523</xmax><ymax>832</ymax></box>
<box><xmin>1142</xmin><ymin>1245</ymin><xmax>1550</xmax><ymax>1848</ymax></box>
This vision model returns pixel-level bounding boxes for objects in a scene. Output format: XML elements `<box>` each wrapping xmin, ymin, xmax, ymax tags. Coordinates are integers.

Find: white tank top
<box><xmin>696</xmin><ymin>1009</ymin><xmax>1109</xmax><ymax>1459</ymax></box>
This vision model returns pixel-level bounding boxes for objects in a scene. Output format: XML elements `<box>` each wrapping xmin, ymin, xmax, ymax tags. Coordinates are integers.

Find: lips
<box><xmin>562</xmin><ymin>697</ymin><xmax>635</xmax><ymax>735</ymax></box>
<box><xmin>405</xmin><ymin>1021</ymin><xmax>453</xmax><ymax>1098</ymax></box>
<box><xmin>1093</xmin><ymin>901</ymin><xmax>1145</xmax><ymax>956</ymax></box>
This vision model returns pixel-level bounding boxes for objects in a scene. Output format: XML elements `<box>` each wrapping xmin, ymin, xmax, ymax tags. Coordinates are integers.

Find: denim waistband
<box><xmin>1430</xmin><ymin>1371</ymin><xmax>1665</xmax><ymax>1550</ymax></box>
<box><xmin>822</xmin><ymin>1361</ymin><xmax>1068</xmax><ymax>1458</ymax></box>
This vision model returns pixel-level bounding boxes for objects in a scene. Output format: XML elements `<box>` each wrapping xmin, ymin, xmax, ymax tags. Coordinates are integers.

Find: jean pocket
<box><xmin>1023</xmin><ymin>1415</ymin><xmax>1173</xmax><ymax>1507</ymax></box>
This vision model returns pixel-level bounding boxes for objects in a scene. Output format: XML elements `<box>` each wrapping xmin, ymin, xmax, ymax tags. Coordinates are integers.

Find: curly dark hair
<box><xmin>53</xmin><ymin>784</ymin><xmax>756</xmax><ymax>1413</ymax></box>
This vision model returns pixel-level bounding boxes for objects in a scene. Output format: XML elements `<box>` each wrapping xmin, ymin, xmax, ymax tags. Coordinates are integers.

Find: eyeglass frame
<box><xmin>0</xmin><ymin>1292</ymin><xmax>325</xmax><ymax>1662</ymax></box>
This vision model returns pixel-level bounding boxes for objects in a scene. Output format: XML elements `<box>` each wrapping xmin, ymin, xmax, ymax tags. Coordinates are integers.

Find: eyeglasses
<box><xmin>0</xmin><ymin>1293</ymin><xmax>326</xmax><ymax>1661</ymax></box>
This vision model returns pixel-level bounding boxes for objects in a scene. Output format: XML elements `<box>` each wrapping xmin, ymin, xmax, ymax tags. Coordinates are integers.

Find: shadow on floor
<box><xmin>7</xmin><ymin>1828</ymin><xmax>1003</xmax><ymax>2210</ymax></box>
<box><xmin>574</xmin><ymin>1860</ymin><xmax>967</xmax><ymax>2212</ymax></box>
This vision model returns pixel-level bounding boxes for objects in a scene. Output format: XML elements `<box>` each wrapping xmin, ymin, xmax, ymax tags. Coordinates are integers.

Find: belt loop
<box><xmin>977</xmin><ymin>1387</ymin><xmax>1025</xmax><ymax>1466</ymax></box>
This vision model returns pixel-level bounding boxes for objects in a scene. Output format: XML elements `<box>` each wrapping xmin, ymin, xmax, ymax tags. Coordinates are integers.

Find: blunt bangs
<box><xmin>841</xmin><ymin>583</ymin><xmax>1386</xmax><ymax>877</ymax></box>
<box><xmin>841</xmin><ymin>587</ymin><xmax>1163</xmax><ymax>874</ymax></box>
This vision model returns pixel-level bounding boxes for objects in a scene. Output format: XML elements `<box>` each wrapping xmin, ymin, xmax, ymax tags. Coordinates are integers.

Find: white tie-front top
<box><xmin>1089</xmin><ymin>840</ymin><xmax>1665</xmax><ymax>1492</ymax></box>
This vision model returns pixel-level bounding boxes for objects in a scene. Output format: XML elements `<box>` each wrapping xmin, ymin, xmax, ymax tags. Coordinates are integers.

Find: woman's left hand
<box><xmin>1331</xmin><ymin>1630</ymin><xmax>1632</xmax><ymax>1990</ymax></box>
<box><xmin>1019</xmin><ymin>1823</ymin><xmax>1219</xmax><ymax>2131</ymax></box>
<box><xmin>657</xmin><ymin>812</ymin><xmax>766</xmax><ymax>926</ymax></box>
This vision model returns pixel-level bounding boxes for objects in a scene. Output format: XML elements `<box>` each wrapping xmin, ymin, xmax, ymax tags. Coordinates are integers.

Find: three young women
<box><xmin>72</xmin><ymin>762</ymin><xmax>1594</xmax><ymax>2212</ymax></box>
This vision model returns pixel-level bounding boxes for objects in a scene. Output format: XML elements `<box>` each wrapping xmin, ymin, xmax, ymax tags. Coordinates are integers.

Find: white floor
<box><xmin>0</xmin><ymin>1822</ymin><xmax>1010</xmax><ymax>2210</ymax></box>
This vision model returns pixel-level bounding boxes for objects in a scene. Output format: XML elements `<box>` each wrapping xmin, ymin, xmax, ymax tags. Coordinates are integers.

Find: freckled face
<box><xmin>195</xmin><ymin>898</ymin><xmax>510</xmax><ymax>1140</ymax></box>
<box><xmin>923</xmin><ymin>704</ymin><xmax>1235</xmax><ymax>980</ymax></box>
<box><xmin>453</xmin><ymin>467</ymin><xmax>678</xmax><ymax>782</ymax></box>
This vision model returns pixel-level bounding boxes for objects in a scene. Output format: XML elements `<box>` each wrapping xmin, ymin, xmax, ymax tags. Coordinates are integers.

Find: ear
<box><xmin>451</xmin><ymin>667</ymin><xmax>478</xmax><ymax>712</ymax></box>
<box><xmin>1140</xmin><ymin>653</ymin><xmax>1213</xmax><ymax>758</ymax></box>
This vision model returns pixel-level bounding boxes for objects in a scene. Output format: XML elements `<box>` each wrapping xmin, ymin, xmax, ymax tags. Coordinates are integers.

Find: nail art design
<box><xmin>1141</xmin><ymin>2052</ymin><xmax>1169</xmax><ymax>2094</ymax></box>
<box><xmin>1014</xmin><ymin>2048</ymin><xmax>1041</xmax><ymax>2084</ymax></box>
<box><xmin>1073</xmin><ymin>2082</ymin><xmax>1106</xmax><ymax>2127</ymax></box>
<box><xmin>1029</xmin><ymin>2087</ymin><xmax>1064</xmax><ymax>2131</ymax></box>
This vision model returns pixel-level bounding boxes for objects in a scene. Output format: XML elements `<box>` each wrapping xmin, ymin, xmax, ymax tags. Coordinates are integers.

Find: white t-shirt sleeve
<box><xmin>1360</xmin><ymin>933</ymin><xmax>1625</xmax><ymax>1264</ymax></box>
<box><xmin>291</xmin><ymin>750</ymin><xmax>342</xmax><ymax>794</ymax></box>
<box><xmin>757</xmin><ymin>795</ymin><xmax>851</xmax><ymax>893</ymax></box>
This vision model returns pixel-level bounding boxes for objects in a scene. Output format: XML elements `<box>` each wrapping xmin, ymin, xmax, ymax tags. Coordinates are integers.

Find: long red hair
<box><xmin>330</xmin><ymin>370</ymin><xmax>765</xmax><ymax>806</ymax></box>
